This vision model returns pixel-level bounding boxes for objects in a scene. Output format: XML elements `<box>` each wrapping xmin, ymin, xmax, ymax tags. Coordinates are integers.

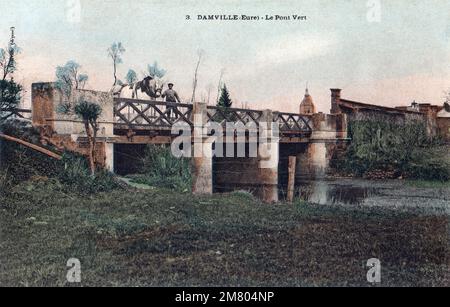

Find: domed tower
<box><xmin>299</xmin><ymin>87</ymin><xmax>316</xmax><ymax>115</ymax></box>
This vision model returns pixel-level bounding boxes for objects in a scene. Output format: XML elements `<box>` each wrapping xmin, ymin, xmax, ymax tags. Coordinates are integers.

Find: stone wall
<box><xmin>32</xmin><ymin>82</ymin><xmax>115</xmax><ymax>171</ymax></box>
<box><xmin>437</xmin><ymin>117</ymin><xmax>450</xmax><ymax>142</ymax></box>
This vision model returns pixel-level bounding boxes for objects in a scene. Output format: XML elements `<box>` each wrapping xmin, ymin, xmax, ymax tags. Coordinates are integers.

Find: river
<box><xmin>292</xmin><ymin>179</ymin><xmax>450</xmax><ymax>214</ymax></box>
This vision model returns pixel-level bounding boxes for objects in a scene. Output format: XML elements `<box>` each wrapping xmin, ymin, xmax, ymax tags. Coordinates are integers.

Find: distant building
<box><xmin>299</xmin><ymin>87</ymin><xmax>316</xmax><ymax>115</ymax></box>
<box><xmin>329</xmin><ymin>88</ymin><xmax>450</xmax><ymax>142</ymax></box>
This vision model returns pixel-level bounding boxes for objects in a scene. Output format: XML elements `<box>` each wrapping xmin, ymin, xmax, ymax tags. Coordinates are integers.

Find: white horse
<box><xmin>110</xmin><ymin>76</ymin><xmax>165</xmax><ymax>100</ymax></box>
<box><xmin>110</xmin><ymin>77</ymin><xmax>166</xmax><ymax>124</ymax></box>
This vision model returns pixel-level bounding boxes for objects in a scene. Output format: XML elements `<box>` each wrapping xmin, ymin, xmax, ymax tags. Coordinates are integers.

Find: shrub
<box><xmin>58</xmin><ymin>153</ymin><xmax>121</xmax><ymax>193</ymax></box>
<box><xmin>337</xmin><ymin>119</ymin><xmax>450</xmax><ymax>181</ymax></box>
<box><xmin>0</xmin><ymin>168</ymin><xmax>12</xmax><ymax>194</ymax></box>
<box><xmin>128</xmin><ymin>145</ymin><xmax>191</xmax><ymax>191</ymax></box>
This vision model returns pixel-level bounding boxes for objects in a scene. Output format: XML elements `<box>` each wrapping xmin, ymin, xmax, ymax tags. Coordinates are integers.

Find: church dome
<box><xmin>299</xmin><ymin>88</ymin><xmax>316</xmax><ymax>115</ymax></box>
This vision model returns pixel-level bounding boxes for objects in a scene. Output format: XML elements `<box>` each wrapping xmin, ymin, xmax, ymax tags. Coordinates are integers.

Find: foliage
<box><xmin>128</xmin><ymin>144</ymin><xmax>191</xmax><ymax>191</ymax></box>
<box><xmin>0</xmin><ymin>29</ymin><xmax>22</xmax><ymax>121</ymax></box>
<box><xmin>217</xmin><ymin>84</ymin><xmax>232</xmax><ymax>108</ymax></box>
<box><xmin>74</xmin><ymin>98</ymin><xmax>102</xmax><ymax>175</ymax></box>
<box><xmin>58</xmin><ymin>153</ymin><xmax>120</xmax><ymax>194</ymax></box>
<box><xmin>0</xmin><ymin>119</ymin><xmax>62</xmax><ymax>184</ymax></box>
<box><xmin>211</xmin><ymin>84</ymin><xmax>237</xmax><ymax>122</ymax></box>
<box><xmin>0</xmin><ymin>168</ymin><xmax>12</xmax><ymax>193</ymax></box>
<box><xmin>55</xmin><ymin>60</ymin><xmax>88</xmax><ymax>99</ymax></box>
<box><xmin>74</xmin><ymin>99</ymin><xmax>102</xmax><ymax>122</ymax></box>
<box><xmin>336</xmin><ymin>120</ymin><xmax>450</xmax><ymax>181</ymax></box>
<box><xmin>107</xmin><ymin>42</ymin><xmax>125</xmax><ymax>86</ymax></box>
<box><xmin>147</xmin><ymin>61</ymin><xmax>166</xmax><ymax>78</ymax></box>
<box><xmin>0</xmin><ymin>79</ymin><xmax>21</xmax><ymax>118</ymax></box>
<box><xmin>125</xmin><ymin>69</ymin><xmax>137</xmax><ymax>84</ymax></box>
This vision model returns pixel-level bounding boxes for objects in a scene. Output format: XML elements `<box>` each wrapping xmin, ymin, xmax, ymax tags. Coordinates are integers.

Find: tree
<box><xmin>55</xmin><ymin>60</ymin><xmax>88</xmax><ymax>100</ymax></box>
<box><xmin>107</xmin><ymin>42</ymin><xmax>125</xmax><ymax>86</ymax></box>
<box><xmin>147</xmin><ymin>61</ymin><xmax>166</xmax><ymax>78</ymax></box>
<box><xmin>125</xmin><ymin>69</ymin><xmax>138</xmax><ymax>84</ymax></box>
<box><xmin>0</xmin><ymin>27</ymin><xmax>22</xmax><ymax>120</ymax></box>
<box><xmin>74</xmin><ymin>99</ymin><xmax>102</xmax><ymax>175</ymax></box>
<box><xmin>191</xmin><ymin>49</ymin><xmax>205</xmax><ymax>103</ymax></box>
<box><xmin>217</xmin><ymin>84</ymin><xmax>232</xmax><ymax>108</ymax></box>
<box><xmin>216</xmin><ymin>68</ymin><xmax>225</xmax><ymax>104</ymax></box>
<box><xmin>445</xmin><ymin>91</ymin><xmax>450</xmax><ymax>112</ymax></box>
<box><xmin>206</xmin><ymin>83</ymin><xmax>214</xmax><ymax>105</ymax></box>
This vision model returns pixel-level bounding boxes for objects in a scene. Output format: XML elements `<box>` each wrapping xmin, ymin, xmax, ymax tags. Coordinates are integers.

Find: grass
<box><xmin>406</xmin><ymin>180</ymin><xmax>450</xmax><ymax>189</ymax></box>
<box><xmin>0</xmin><ymin>179</ymin><xmax>448</xmax><ymax>287</ymax></box>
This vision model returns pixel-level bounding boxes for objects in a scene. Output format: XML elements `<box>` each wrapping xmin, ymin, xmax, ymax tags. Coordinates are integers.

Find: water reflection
<box><xmin>297</xmin><ymin>180</ymin><xmax>379</xmax><ymax>205</ymax></box>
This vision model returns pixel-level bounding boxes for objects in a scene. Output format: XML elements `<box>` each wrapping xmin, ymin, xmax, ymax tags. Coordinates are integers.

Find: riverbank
<box><xmin>0</xmin><ymin>178</ymin><xmax>448</xmax><ymax>287</ymax></box>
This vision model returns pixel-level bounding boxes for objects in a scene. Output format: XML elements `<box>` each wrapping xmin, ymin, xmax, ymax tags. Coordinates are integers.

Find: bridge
<box><xmin>31</xmin><ymin>83</ymin><xmax>349</xmax><ymax>203</ymax></box>
<box><xmin>113</xmin><ymin>98</ymin><xmax>313</xmax><ymax>141</ymax></box>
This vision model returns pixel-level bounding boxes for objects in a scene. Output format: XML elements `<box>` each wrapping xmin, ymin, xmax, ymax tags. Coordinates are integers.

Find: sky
<box><xmin>1</xmin><ymin>0</ymin><xmax>450</xmax><ymax>113</ymax></box>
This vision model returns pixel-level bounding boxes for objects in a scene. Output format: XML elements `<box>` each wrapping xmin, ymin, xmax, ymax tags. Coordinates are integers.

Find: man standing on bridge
<box><xmin>162</xmin><ymin>83</ymin><xmax>181</xmax><ymax>119</ymax></box>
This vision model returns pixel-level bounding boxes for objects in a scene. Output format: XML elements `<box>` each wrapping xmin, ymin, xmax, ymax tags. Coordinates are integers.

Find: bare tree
<box><xmin>206</xmin><ymin>83</ymin><xmax>214</xmax><ymax>105</ymax></box>
<box><xmin>191</xmin><ymin>49</ymin><xmax>205</xmax><ymax>103</ymax></box>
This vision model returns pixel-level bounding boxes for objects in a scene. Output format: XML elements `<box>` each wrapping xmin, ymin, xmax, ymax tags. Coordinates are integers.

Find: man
<box><xmin>162</xmin><ymin>83</ymin><xmax>181</xmax><ymax>119</ymax></box>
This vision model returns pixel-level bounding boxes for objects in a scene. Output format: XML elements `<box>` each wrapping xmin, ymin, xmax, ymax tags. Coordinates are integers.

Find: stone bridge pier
<box><xmin>296</xmin><ymin>112</ymin><xmax>348</xmax><ymax>180</ymax></box>
<box><xmin>191</xmin><ymin>103</ymin><xmax>280</xmax><ymax>203</ymax></box>
<box><xmin>191</xmin><ymin>102</ymin><xmax>348</xmax><ymax>203</ymax></box>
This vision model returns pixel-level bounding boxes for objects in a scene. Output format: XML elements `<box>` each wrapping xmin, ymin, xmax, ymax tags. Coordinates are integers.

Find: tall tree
<box><xmin>74</xmin><ymin>99</ymin><xmax>102</xmax><ymax>176</ymax></box>
<box><xmin>191</xmin><ymin>49</ymin><xmax>205</xmax><ymax>103</ymax></box>
<box><xmin>107</xmin><ymin>42</ymin><xmax>125</xmax><ymax>86</ymax></box>
<box><xmin>217</xmin><ymin>84</ymin><xmax>232</xmax><ymax>108</ymax></box>
<box><xmin>0</xmin><ymin>27</ymin><xmax>22</xmax><ymax>120</ymax></box>
<box><xmin>55</xmin><ymin>60</ymin><xmax>88</xmax><ymax>100</ymax></box>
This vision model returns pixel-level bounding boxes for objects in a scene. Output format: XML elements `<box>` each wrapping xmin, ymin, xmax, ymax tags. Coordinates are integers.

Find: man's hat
<box><xmin>168</xmin><ymin>83</ymin><xmax>174</xmax><ymax>86</ymax></box>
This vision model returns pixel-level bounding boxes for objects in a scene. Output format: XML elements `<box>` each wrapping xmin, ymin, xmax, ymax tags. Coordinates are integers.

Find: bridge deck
<box><xmin>113</xmin><ymin>98</ymin><xmax>312</xmax><ymax>138</ymax></box>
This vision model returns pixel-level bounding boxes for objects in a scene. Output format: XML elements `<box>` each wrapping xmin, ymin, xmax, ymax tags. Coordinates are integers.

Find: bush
<box><xmin>404</xmin><ymin>147</ymin><xmax>450</xmax><ymax>181</ymax></box>
<box><xmin>128</xmin><ymin>145</ymin><xmax>191</xmax><ymax>191</ymax></box>
<box><xmin>0</xmin><ymin>119</ymin><xmax>121</xmax><ymax>193</ymax></box>
<box><xmin>337</xmin><ymin>120</ymin><xmax>449</xmax><ymax>181</ymax></box>
<box><xmin>58</xmin><ymin>154</ymin><xmax>121</xmax><ymax>193</ymax></box>
<box><xmin>0</xmin><ymin>169</ymin><xmax>12</xmax><ymax>194</ymax></box>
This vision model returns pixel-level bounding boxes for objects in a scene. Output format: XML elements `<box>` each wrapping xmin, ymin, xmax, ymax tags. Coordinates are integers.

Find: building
<box><xmin>299</xmin><ymin>87</ymin><xmax>316</xmax><ymax>115</ymax></box>
<box><xmin>330</xmin><ymin>88</ymin><xmax>450</xmax><ymax>142</ymax></box>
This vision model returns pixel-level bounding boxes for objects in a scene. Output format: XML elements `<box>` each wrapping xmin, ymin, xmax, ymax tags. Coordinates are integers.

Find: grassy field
<box><xmin>0</xmin><ymin>177</ymin><xmax>449</xmax><ymax>287</ymax></box>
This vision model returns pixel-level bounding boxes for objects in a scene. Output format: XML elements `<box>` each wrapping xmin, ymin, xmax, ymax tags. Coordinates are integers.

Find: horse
<box><xmin>110</xmin><ymin>77</ymin><xmax>165</xmax><ymax>124</ymax></box>
<box><xmin>110</xmin><ymin>76</ymin><xmax>165</xmax><ymax>100</ymax></box>
<box><xmin>132</xmin><ymin>76</ymin><xmax>164</xmax><ymax>100</ymax></box>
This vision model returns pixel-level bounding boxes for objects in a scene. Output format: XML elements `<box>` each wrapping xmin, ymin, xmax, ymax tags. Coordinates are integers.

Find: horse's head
<box><xmin>140</xmin><ymin>76</ymin><xmax>164</xmax><ymax>99</ymax></box>
<box><xmin>149</xmin><ymin>77</ymin><xmax>164</xmax><ymax>97</ymax></box>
